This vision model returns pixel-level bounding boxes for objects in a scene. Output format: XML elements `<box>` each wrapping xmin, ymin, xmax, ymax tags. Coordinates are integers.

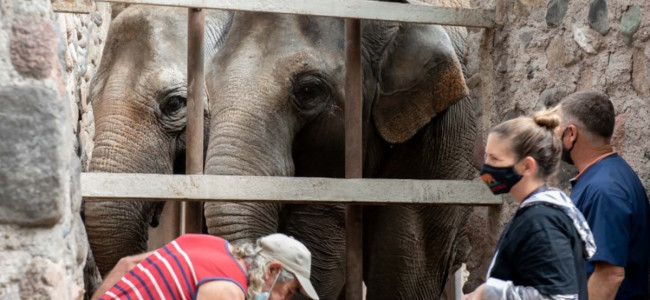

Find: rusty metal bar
<box><xmin>344</xmin><ymin>18</ymin><xmax>363</xmax><ymax>300</ymax></box>
<box><xmin>95</xmin><ymin>0</ymin><xmax>497</xmax><ymax>28</ymax></box>
<box><xmin>181</xmin><ymin>8</ymin><xmax>205</xmax><ymax>234</ymax></box>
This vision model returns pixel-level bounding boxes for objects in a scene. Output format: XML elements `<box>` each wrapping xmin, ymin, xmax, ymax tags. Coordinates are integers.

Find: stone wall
<box><xmin>0</xmin><ymin>1</ymin><xmax>110</xmax><ymax>298</ymax></box>
<box><xmin>463</xmin><ymin>0</ymin><xmax>650</xmax><ymax>292</ymax></box>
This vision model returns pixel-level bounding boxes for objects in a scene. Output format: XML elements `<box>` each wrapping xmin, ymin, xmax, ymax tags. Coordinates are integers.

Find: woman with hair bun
<box><xmin>463</xmin><ymin>111</ymin><xmax>596</xmax><ymax>300</ymax></box>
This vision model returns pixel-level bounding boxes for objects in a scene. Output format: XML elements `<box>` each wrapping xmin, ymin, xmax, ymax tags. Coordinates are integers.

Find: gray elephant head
<box><xmin>85</xmin><ymin>5</ymin><xmax>231</xmax><ymax>276</ymax></box>
<box><xmin>203</xmin><ymin>4</ymin><xmax>476</xmax><ymax>299</ymax></box>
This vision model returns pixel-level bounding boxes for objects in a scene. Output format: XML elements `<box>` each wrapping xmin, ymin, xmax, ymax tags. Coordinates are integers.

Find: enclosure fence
<box><xmin>55</xmin><ymin>0</ymin><xmax>504</xmax><ymax>299</ymax></box>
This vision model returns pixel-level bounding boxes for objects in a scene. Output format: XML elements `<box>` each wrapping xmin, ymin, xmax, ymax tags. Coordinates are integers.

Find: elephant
<box><xmin>84</xmin><ymin>5</ymin><xmax>232</xmax><ymax>280</ymax></box>
<box><xmin>202</xmin><ymin>0</ymin><xmax>477</xmax><ymax>299</ymax></box>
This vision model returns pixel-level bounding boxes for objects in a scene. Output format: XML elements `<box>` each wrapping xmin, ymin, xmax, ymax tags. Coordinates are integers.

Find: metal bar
<box><xmin>81</xmin><ymin>173</ymin><xmax>501</xmax><ymax>205</ymax></box>
<box><xmin>344</xmin><ymin>18</ymin><xmax>363</xmax><ymax>300</ymax></box>
<box><xmin>182</xmin><ymin>8</ymin><xmax>205</xmax><ymax>234</ymax></box>
<box><xmin>95</xmin><ymin>0</ymin><xmax>496</xmax><ymax>28</ymax></box>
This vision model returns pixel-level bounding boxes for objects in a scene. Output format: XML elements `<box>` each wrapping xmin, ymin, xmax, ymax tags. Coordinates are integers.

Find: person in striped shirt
<box><xmin>91</xmin><ymin>233</ymin><xmax>319</xmax><ymax>300</ymax></box>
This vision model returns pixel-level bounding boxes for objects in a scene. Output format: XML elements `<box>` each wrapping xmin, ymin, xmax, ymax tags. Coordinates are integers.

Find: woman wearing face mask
<box><xmin>463</xmin><ymin>110</ymin><xmax>596</xmax><ymax>300</ymax></box>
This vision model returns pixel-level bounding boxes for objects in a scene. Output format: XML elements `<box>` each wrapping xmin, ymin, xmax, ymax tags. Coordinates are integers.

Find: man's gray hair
<box><xmin>231</xmin><ymin>240</ymin><xmax>296</xmax><ymax>299</ymax></box>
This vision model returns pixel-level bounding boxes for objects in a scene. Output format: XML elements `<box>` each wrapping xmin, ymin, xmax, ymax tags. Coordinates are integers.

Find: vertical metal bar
<box><xmin>344</xmin><ymin>18</ymin><xmax>363</xmax><ymax>300</ymax></box>
<box><xmin>182</xmin><ymin>8</ymin><xmax>205</xmax><ymax>234</ymax></box>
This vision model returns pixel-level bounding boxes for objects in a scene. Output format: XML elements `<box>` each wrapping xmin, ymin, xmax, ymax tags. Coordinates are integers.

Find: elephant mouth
<box><xmin>172</xmin><ymin>149</ymin><xmax>186</xmax><ymax>175</ymax></box>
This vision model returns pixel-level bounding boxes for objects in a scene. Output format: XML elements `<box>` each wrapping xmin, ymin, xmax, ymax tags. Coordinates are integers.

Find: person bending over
<box><xmin>92</xmin><ymin>233</ymin><xmax>319</xmax><ymax>300</ymax></box>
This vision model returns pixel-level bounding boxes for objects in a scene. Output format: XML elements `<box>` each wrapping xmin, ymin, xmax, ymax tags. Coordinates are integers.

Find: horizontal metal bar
<box><xmin>52</xmin><ymin>0</ymin><xmax>92</xmax><ymax>13</ymax></box>
<box><xmin>94</xmin><ymin>0</ymin><xmax>496</xmax><ymax>28</ymax></box>
<box><xmin>81</xmin><ymin>173</ymin><xmax>501</xmax><ymax>205</ymax></box>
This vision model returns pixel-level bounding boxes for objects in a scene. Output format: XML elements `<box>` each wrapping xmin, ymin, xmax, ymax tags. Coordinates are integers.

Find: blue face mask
<box><xmin>254</xmin><ymin>271</ymin><xmax>281</xmax><ymax>300</ymax></box>
<box><xmin>479</xmin><ymin>163</ymin><xmax>523</xmax><ymax>195</ymax></box>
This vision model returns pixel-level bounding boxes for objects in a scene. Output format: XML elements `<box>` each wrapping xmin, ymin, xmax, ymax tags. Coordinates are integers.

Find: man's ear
<box><xmin>266</xmin><ymin>262</ymin><xmax>283</xmax><ymax>280</ymax></box>
<box><xmin>373</xmin><ymin>23</ymin><xmax>468</xmax><ymax>144</ymax></box>
<box><xmin>563</xmin><ymin>124</ymin><xmax>579</xmax><ymax>146</ymax></box>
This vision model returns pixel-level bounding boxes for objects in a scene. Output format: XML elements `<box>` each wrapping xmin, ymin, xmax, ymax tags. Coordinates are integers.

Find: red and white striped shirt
<box><xmin>99</xmin><ymin>234</ymin><xmax>248</xmax><ymax>300</ymax></box>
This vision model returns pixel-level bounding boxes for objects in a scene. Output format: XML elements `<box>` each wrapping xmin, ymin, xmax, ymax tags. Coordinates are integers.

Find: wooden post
<box><xmin>183</xmin><ymin>8</ymin><xmax>205</xmax><ymax>234</ymax></box>
<box><xmin>344</xmin><ymin>18</ymin><xmax>363</xmax><ymax>300</ymax></box>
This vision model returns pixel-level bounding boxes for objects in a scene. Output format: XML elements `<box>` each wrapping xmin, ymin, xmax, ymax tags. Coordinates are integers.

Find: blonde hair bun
<box><xmin>533</xmin><ymin>110</ymin><xmax>560</xmax><ymax>130</ymax></box>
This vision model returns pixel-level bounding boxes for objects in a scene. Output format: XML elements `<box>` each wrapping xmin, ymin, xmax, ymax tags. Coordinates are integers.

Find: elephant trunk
<box><xmin>86</xmin><ymin>112</ymin><xmax>173</xmax><ymax>275</ymax></box>
<box><xmin>204</xmin><ymin>84</ymin><xmax>296</xmax><ymax>243</ymax></box>
<box><xmin>84</xmin><ymin>199</ymin><xmax>154</xmax><ymax>275</ymax></box>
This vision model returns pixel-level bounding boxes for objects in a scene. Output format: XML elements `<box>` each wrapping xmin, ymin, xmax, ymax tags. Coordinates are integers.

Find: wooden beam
<box><xmin>81</xmin><ymin>173</ymin><xmax>501</xmax><ymax>205</ymax></box>
<box><xmin>94</xmin><ymin>0</ymin><xmax>496</xmax><ymax>28</ymax></box>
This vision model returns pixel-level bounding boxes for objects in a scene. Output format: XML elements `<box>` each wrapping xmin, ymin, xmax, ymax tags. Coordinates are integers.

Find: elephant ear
<box><xmin>373</xmin><ymin>24</ymin><xmax>468</xmax><ymax>144</ymax></box>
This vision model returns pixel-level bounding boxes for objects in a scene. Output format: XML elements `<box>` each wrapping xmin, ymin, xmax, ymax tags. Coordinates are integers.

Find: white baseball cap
<box><xmin>258</xmin><ymin>234</ymin><xmax>319</xmax><ymax>300</ymax></box>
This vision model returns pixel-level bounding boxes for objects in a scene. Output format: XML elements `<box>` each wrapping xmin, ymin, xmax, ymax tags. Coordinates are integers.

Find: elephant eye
<box><xmin>161</xmin><ymin>95</ymin><xmax>186</xmax><ymax>115</ymax></box>
<box><xmin>295</xmin><ymin>84</ymin><xmax>322</xmax><ymax>104</ymax></box>
<box><xmin>291</xmin><ymin>74</ymin><xmax>331</xmax><ymax>113</ymax></box>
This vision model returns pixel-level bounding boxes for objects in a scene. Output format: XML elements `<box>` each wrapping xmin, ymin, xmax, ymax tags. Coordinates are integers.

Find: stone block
<box><xmin>588</xmin><ymin>0</ymin><xmax>609</xmax><ymax>35</ymax></box>
<box><xmin>546</xmin><ymin>0</ymin><xmax>568</xmax><ymax>27</ymax></box>
<box><xmin>546</xmin><ymin>35</ymin><xmax>567</xmax><ymax>69</ymax></box>
<box><xmin>518</xmin><ymin>28</ymin><xmax>534</xmax><ymax>48</ymax></box>
<box><xmin>0</xmin><ymin>86</ymin><xmax>68</xmax><ymax>226</ymax></box>
<box><xmin>606</xmin><ymin>51</ymin><xmax>634</xmax><ymax>90</ymax></box>
<box><xmin>535</xmin><ymin>86</ymin><xmax>571</xmax><ymax>110</ymax></box>
<box><xmin>514</xmin><ymin>0</ymin><xmax>545</xmax><ymax>17</ymax></box>
<box><xmin>10</xmin><ymin>17</ymin><xmax>58</xmax><ymax>79</ymax></box>
<box><xmin>19</xmin><ymin>257</ymin><xmax>67</xmax><ymax>300</ymax></box>
<box><xmin>621</xmin><ymin>6</ymin><xmax>642</xmax><ymax>45</ymax></box>
<box><xmin>577</xmin><ymin>66</ymin><xmax>593</xmax><ymax>90</ymax></box>
<box><xmin>92</xmin><ymin>11</ymin><xmax>103</xmax><ymax>27</ymax></box>
<box><xmin>632</xmin><ymin>48</ymin><xmax>648</xmax><ymax>97</ymax></box>
<box><xmin>572</xmin><ymin>24</ymin><xmax>601</xmax><ymax>54</ymax></box>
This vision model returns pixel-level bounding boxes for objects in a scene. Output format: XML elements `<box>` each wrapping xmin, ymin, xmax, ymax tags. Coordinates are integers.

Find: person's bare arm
<box><xmin>196</xmin><ymin>281</ymin><xmax>245</xmax><ymax>300</ymax></box>
<box><xmin>90</xmin><ymin>251</ymin><xmax>154</xmax><ymax>300</ymax></box>
<box><xmin>588</xmin><ymin>262</ymin><xmax>625</xmax><ymax>300</ymax></box>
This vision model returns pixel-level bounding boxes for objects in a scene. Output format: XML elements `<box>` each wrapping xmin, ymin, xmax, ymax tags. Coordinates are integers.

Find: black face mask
<box><xmin>561</xmin><ymin>128</ymin><xmax>577</xmax><ymax>165</ymax></box>
<box><xmin>480</xmin><ymin>163</ymin><xmax>523</xmax><ymax>195</ymax></box>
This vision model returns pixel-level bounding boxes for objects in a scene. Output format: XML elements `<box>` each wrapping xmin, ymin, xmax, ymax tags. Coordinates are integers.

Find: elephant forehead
<box><xmin>271</xmin><ymin>50</ymin><xmax>340</xmax><ymax>75</ymax></box>
<box><xmin>156</xmin><ymin>69</ymin><xmax>185</xmax><ymax>87</ymax></box>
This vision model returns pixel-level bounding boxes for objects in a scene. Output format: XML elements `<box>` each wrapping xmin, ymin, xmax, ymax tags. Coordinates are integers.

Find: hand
<box><xmin>462</xmin><ymin>284</ymin><xmax>485</xmax><ymax>300</ymax></box>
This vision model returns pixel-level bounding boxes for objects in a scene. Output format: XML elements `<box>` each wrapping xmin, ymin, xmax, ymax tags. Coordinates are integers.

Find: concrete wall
<box><xmin>463</xmin><ymin>0</ymin><xmax>650</xmax><ymax>292</ymax></box>
<box><xmin>0</xmin><ymin>1</ymin><xmax>110</xmax><ymax>298</ymax></box>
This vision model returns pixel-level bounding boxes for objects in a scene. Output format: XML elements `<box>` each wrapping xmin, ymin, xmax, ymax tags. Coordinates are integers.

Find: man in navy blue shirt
<box><xmin>557</xmin><ymin>90</ymin><xmax>650</xmax><ymax>300</ymax></box>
